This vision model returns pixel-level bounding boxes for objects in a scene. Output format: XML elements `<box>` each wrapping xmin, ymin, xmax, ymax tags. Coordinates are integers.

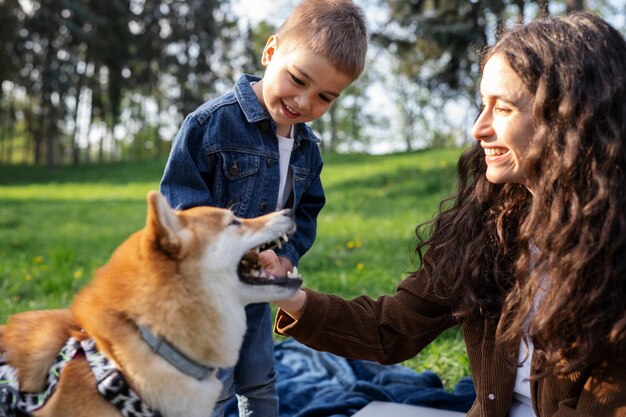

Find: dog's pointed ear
<box><xmin>145</xmin><ymin>191</ymin><xmax>186</xmax><ymax>257</ymax></box>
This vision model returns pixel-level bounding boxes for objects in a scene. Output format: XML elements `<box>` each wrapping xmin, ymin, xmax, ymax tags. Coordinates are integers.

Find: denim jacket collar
<box><xmin>233</xmin><ymin>74</ymin><xmax>320</xmax><ymax>144</ymax></box>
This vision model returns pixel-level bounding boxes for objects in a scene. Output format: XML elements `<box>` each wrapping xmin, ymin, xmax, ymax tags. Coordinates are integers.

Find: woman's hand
<box><xmin>273</xmin><ymin>289</ymin><xmax>306</xmax><ymax>320</ymax></box>
<box><xmin>259</xmin><ymin>250</ymin><xmax>306</xmax><ymax>318</ymax></box>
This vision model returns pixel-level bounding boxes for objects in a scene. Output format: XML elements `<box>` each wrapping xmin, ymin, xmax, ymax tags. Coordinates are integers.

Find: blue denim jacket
<box><xmin>160</xmin><ymin>74</ymin><xmax>325</xmax><ymax>266</ymax></box>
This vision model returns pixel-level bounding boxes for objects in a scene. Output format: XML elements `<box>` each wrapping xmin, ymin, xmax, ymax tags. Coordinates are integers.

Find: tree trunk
<box><xmin>0</xmin><ymin>108</ymin><xmax>7</xmax><ymax>164</ymax></box>
<box><xmin>72</xmin><ymin>72</ymin><xmax>85</xmax><ymax>166</ymax></box>
<box><xmin>45</xmin><ymin>105</ymin><xmax>55</xmax><ymax>170</ymax></box>
<box><xmin>0</xmin><ymin>124</ymin><xmax>7</xmax><ymax>164</ymax></box>
<box><xmin>98</xmin><ymin>124</ymin><xmax>104</xmax><ymax>164</ymax></box>
<box><xmin>328</xmin><ymin>105</ymin><xmax>337</xmax><ymax>153</ymax></box>
<box><xmin>538</xmin><ymin>0</ymin><xmax>550</xmax><ymax>16</ymax></box>
<box><xmin>566</xmin><ymin>0</ymin><xmax>584</xmax><ymax>12</ymax></box>
<box><xmin>85</xmin><ymin>121</ymin><xmax>93</xmax><ymax>164</ymax></box>
<box><xmin>513</xmin><ymin>0</ymin><xmax>525</xmax><ymax>24</ymax></box>
<box><xmin>5</xmin><ymin>133</ymin><xmax>14</xmax><ymax>164</ymax></box>
<box><xmin>34</xmin><ymin>105</ymin><xmax>44</xmax><ymax>165</ymax></box>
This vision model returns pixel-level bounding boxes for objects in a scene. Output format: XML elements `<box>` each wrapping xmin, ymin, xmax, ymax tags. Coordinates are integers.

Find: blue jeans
<box><xmin>211</xmin><ymin>303</ymin><xmax>278</xmax><ymax>417</ymax></box>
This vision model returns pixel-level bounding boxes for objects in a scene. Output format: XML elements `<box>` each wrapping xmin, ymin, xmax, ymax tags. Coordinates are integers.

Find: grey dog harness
<box><xmin>0</xmin><ymin>337</ymin><xmax>161</xmax><ymax>417</ymax></box>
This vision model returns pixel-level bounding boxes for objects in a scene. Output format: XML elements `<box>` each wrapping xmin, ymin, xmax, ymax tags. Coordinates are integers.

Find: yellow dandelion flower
<box><xmin>33</xmin><ymin>256</ymin><xmax>44</xmax><ymax>264</ymax></box>
<box><xmin>356</xmin><ymin>262</ymin><xmax>365</xmax><ymax>271</ymax></box>
<box><xmin>346</xmin><ymin>241</ymin><xmax>355</xmax><ymax>249</ymax></box>
<box><xmin>73</xmin><ymin>269</ymin><xmax>84</xmax><ymax>279</ymax></box>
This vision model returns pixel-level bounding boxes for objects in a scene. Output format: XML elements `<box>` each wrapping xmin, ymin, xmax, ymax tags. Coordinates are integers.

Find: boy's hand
<box><xmin>258</xmin><ymin>250</ymin><xmax>293</xmax><ymax>277</ymax></box>
<box><xmin>258</xmin><ymin>251</ymin><xmax>304</xmax><ymax>319</ymax></box>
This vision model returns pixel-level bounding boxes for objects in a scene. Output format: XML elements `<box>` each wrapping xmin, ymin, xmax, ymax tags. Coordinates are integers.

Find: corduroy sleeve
<box><xmin>274</xmin><ymin>270</ymin><xmax>459</xmax><ymax>364</ymax></box>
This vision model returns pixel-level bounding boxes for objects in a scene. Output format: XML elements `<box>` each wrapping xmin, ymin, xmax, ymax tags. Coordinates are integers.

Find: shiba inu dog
<box><xmin>0</xmin><ymin>191</ymin><xmax>302</xmax><ymax>417</ymax></box>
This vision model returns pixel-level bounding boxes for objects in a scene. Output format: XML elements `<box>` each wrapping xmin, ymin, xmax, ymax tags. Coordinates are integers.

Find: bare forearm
<box><xmin>273</xmin><ymin>289</ymin><xmax>307</xmax><ymax>320</ymax></box>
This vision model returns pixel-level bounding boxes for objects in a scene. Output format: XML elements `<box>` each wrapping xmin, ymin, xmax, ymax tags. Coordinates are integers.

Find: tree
<box><xmin>566</xmin><ymin>0</ymin><xmax>584</xmax><ymax>12</ymax></box>
<box><xmin>373</xmin><ymin>0</ymin><xmax>491</xmax><ymax>99</ymax></box>
<box><xmin>17</xmin><ymin>0</ymin><xmax>81</xmax><ymax>168</ymax></box>
<box><xmin>0</xmin><ymin>0</ymin><xmax>22</xmax><ymax>164</ymax></box>
<box><xmin>157</xmin><ymin>0</ymin><xmax>239</xmax><ymax>117</ymax></box>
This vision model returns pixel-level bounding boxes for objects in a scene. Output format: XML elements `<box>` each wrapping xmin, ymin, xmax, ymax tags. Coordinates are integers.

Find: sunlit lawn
<box><xmin>0</xmin><ymin>148</ymin><xmax>470</xmax><ymax>389</ymax></box>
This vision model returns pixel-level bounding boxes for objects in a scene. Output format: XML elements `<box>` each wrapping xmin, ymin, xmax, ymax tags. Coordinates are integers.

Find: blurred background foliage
<box><xmin>0</xmin><ymin>0</ymin><xmax>623</xmax><ymax>167</ymax></box>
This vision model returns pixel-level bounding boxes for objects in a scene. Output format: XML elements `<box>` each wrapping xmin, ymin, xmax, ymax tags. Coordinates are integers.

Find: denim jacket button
<box><xmin>267</xmin><ymin>158</ymin><xmax>273</xmax><ymax>167</ymax></box>
<box><xmin>260</xmin><ymin>202</ymin><xmax>268</xmax><ymax>211</ymax></box>
<box><xmin>229</xmin><ymin>162</ymin><xmax>239</xmax><ymax>176</ymax></box>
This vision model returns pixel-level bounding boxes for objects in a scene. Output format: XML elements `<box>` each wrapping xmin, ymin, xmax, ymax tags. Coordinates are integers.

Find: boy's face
<box><xmin>253</xmin><ymin>35</ymin><xmax>353</xmax><ymax>137</ymax></box>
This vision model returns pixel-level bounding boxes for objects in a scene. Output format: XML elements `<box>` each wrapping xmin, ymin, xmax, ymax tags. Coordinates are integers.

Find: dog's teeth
<box><xmin>255</xmin><ymin>247</ymin><xmax>260</xmax><ymax>253</ymax></box>
<box><xmin>282</xmin><ymin>234</ymin><xmax>289</xmax><ymax>243</ymax></box>
<box><xmin>288</xmin><ymin>266</ymin><xmax>299</xmax><ymax>279</ymax></box>
<box><xmin>260</xmin><ymin>270</ymin><xmax>275</xmax><ymax>279</ymax></box>
<box><xmin>275</xmin><ymin>239</ymin><xmax>282</xmax><ymax>249</ymax></box>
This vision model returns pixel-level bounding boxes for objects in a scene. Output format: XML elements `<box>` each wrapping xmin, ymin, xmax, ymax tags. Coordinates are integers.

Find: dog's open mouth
<box><xmin>238</xmin><ymin>234</ymin><xmax>302</xmax><ymax>287</ymax></box>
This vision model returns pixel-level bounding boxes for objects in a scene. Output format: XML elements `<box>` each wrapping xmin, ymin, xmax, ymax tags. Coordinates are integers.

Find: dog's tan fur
<box><xmin>0</xmin><ymin>192</ymin><xmax>301</xmax><ymax>417</ymax></box>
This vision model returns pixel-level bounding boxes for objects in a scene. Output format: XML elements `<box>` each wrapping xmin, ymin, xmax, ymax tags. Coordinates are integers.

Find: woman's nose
<box><xmin>471</xmin><ymin>107</ymin><xmax>493</xmax><ymax>141</ymax></box>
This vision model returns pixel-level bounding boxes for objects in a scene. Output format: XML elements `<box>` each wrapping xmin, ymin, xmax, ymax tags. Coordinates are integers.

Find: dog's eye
<box><xmin>229</xmin><ymin>219</ymin><xmax>241</xmax><ymax>227</ymax></box>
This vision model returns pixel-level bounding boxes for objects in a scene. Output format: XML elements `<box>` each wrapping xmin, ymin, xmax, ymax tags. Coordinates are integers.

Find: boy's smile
<box><xmin>253</xmin><ymin>35</ymin><xmax>353</xmax><ymax>137</ymax></box>
<box><xmin>282</xmin><ymin>100</ymin><xmax>301</xmax><ymax>119</ymax></box>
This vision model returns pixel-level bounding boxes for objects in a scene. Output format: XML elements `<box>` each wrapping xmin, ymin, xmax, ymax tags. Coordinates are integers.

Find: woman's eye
<box><xmin>494</xmin><ymin>106</ymin><xmax>512</xmax><ymax>114</ymax></box>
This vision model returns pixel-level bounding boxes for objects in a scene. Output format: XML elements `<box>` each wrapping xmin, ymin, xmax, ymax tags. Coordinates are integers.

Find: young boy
<box><xmin>159</xmin><ymin>1</ymin><xmax>367</xmax><ymax>416</ymax></box>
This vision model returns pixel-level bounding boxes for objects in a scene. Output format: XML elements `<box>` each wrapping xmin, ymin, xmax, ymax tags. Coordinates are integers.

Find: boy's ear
<box><xmin>261</xmin><ymin>35</ymin><xmax>278</xmax><ymax>66</ymax></box>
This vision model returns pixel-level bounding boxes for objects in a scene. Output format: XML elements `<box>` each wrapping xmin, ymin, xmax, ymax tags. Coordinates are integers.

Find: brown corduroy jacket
<box><xmin>274</xmin><ymin>270</ymin><xmax>626</xmax><ymax>417</ymax></box>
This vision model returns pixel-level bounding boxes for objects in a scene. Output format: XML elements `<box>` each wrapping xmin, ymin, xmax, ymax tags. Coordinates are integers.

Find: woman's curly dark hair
<box><xmin>416</xmin><ymin>12</ymin><xmax>626</xmax><ymax>376</ymax></box>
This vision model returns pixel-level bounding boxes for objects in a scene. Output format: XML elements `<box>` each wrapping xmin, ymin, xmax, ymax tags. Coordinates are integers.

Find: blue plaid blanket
<box><xmin>226</xmin><ymin>339</ymin><xmax>475</xmax><ymax>417</ymax></box>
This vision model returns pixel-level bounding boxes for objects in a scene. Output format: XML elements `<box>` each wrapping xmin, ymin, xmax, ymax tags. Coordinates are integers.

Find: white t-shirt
<box><xmin>509</xmin><ymin>340</ymin><xmax>535</xmax><ymax>417</ymax></box>
<box><xmin>276</xmin><ymin>130</ymin><xmax>294</xmax><ymax>210</ymax></box>
<box><xmin>510</xmin><ymin>245</ymin><xmax>547</xmax><ymax>417</ymax></box>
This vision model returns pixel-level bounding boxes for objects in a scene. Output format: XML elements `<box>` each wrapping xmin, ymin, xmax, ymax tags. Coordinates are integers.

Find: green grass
<box><xmin>0</xmin><ymin>148</ymin><xmax>470</xmax><ymax>389</ymax></box>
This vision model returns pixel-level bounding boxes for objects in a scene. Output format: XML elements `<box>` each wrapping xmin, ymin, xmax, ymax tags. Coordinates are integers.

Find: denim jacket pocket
<box><xmin>221</xmin><ymin>151</ymin><xmax>261</xmax><ymax>180</ymax></box>
<box><xmin>218</xmin><ymin>151</ymin><xmax>262</xmax><ymax>213</ymax></box>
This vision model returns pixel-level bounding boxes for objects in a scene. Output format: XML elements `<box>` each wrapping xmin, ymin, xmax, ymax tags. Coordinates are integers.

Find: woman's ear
<box><xmin>261</xmin><ymin>35</ymin><xmax>278</xmax><ymax>67</ymax></box>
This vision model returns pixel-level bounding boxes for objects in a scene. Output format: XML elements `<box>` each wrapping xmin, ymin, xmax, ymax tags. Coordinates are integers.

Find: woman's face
<box><xmin>471</xmin><ymin>54</ymin><xmax>535</xmax><ymax>186</ymax></box>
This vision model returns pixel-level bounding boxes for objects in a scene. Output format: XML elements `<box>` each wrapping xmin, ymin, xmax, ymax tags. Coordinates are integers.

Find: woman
<box><xmin>273</xmin><ymin>12</ymin><xmax>626</xmax><ymax>417</ymax></box>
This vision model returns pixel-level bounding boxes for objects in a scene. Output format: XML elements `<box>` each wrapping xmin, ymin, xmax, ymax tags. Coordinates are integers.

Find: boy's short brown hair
<box><xmin>276</xmin><ymin>0</ymin><xmax>368</xmax><ymax>80</ymax></box>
